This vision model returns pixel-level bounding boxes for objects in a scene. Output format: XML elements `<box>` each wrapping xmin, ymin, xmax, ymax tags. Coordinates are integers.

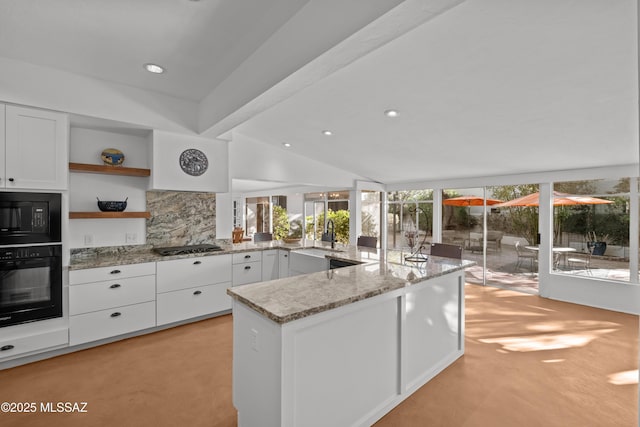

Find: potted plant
<box><xmin>585</xmin><ymin>231</ymin><xmax>609</xmax><ymax>256</ymax></box>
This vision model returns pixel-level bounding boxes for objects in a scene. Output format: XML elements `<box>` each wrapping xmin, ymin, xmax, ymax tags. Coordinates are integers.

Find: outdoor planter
<box><xmin>588</xmin><ymin>241</ymin><xmax>607</xmax><ymax>256</ymax></box>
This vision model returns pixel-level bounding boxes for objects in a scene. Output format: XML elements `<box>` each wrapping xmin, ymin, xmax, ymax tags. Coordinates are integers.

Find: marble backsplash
<box><xmin>146</xmin><ymin>190</ymin><xmax>216</xmax><ymax>246</ymax></box>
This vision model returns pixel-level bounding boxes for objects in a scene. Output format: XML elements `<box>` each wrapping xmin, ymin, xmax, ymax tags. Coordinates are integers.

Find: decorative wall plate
<box><xmin>101</xmin><ymin>148</ymin><xmax>125</xmax><ymax>166</ymax></box>
<box><xmin>179</xmin><ymin>148</ymin><xmax>208</xmax><ymax>176</ymax></box>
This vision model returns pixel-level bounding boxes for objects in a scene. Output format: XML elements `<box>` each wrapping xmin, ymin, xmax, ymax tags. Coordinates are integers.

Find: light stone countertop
<box><xmin>68</xmin><ymin>240</ymin><xmax>316</xmax><ymax>270</ymax></box>
<box><xmin>69</xmin><ymin>241</ymin><xmax>474</xmax><ymax>325</ymax></box>
<box><xmin>227</xmin><ymin>249</ymin><xmax>474</xmax><ymax>324</ymax></box>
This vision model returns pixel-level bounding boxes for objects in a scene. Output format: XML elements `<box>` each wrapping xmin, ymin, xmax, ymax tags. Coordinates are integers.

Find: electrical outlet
<box><xmin>250</xmin><ymin>328</ymin><xmax>258</xmax><ymax>352</ymax></box>
<box><xmin>84</xmin><ymin>234</ymin><xmax>94</xmax><ymax>245</ymax></box>
<box><xmin>125</xmin><ymin>233</ymin><xmax>137</xmax><ymax>244</ymax></box>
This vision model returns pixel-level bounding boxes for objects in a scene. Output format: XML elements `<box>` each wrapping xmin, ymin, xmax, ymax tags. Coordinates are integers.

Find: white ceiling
<box><xmin>0</xmin><ymin>0</ymin><xmax>636</xmax><ymax>189</ymax></box>
<box><xmin>235</xmin><ymin>0</ymin><xmax>639</xmax><ymax>185</ymax></box>
<box><xmin>0</xmin><ymin>0</ymin><xmax>309</xmax><ymax>101</ymax></box>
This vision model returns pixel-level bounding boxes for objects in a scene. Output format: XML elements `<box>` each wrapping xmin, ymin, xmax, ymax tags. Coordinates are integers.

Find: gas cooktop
<box><xmin>153</xmin><ymin>244</ymin><xmax>224</xmax><ymax>256</ymax></box>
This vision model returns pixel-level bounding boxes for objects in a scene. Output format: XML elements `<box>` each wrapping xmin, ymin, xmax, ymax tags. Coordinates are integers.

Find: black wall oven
<box><xmin>0</xmin><ymin>192</ymin><xmax>63</xmax><ymax>327</ymax></box>
<box><xmin>0</xmin><ymin>245</ymin><xmax>62</xmax><ymax>328</ymax></box>
<box><xmin>0</xmin><ymin>192</ymin><xmax>61</xmax><ymax>245</ymax></box>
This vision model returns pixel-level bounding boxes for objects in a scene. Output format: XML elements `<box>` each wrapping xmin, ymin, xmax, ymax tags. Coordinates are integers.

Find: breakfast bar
<box><xmin>227</xmin><ymin>252</ymin><xmax>473</xmax><ymax>427</ymax></box>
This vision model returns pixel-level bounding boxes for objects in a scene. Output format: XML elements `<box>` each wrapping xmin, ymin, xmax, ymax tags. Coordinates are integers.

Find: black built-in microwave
<box><xmin>0</xmin><ymin>192</ymin><xmax>61</xmax><ymax>245</ymax></box>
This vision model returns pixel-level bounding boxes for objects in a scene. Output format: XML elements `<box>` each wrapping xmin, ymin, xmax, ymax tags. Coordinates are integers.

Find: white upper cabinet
<box><xmin>3</xmin><ymin>105</ymin><xmax>69</xmax><ymax>190</ymax></box>
<box><xmin>149</xmin><ymin>130</ymin><xmax>228</xmax><ymax>193</ymax></box>
<box><xmin>0</xmin><ymin>105</ymin><xmax>4</xmax><ymax>186</ymax></box>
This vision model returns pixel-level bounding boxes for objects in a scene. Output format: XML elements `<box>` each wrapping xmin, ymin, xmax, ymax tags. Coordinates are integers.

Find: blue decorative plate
<box><xmin>101</xmin><ymin>148</ymin><xmax>125</xmax><ymax>166</ymax></box>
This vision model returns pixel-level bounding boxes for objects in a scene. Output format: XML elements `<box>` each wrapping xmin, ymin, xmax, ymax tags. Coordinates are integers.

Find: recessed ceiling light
<box><xmin>144</xmin><ymin>63</ymin><xmax>165</xmax><ymax>74</ymax></box>
<box><xmin>322</xmin><ymin>130</ymin><xmax>333</xmax><ymax>136</ymax></box>
<box><xmin>384</xmin><ymin>109</ymin><xmax>399</xmax><ymax>117</ymax></box>
<box><xmin>282</xmin><ymin>143</ymin><xmax>291</xmax><ymax>148</ymax></box>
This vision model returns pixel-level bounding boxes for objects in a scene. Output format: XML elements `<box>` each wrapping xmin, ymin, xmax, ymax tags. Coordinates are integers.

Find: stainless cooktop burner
<box><xmin>153</xmin><ymin>244</ymin><xmax>224</xmax><ymax>256</ymax></box>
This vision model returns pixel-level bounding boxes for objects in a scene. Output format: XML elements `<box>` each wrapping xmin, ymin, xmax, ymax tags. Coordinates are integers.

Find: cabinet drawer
<box><xmin>157</xmin><ymin>254</ymin><xmax>231</xmax><ymax>293</ymax></box>
<box><xmin>69</xmin><ymin>301</ymin><xmax>156</xmax><ymax>346</ymax></box>
<box><xmin>157</xmin><ymin>282</ymin><xmax>232</xmax><ymax>326</ymax></box>
<box><xmin>69</xmin><ymin>275</ymin><xmax>156</xmax><ymax>316</ymax></box>
<box><xmin>70</xmin><ymin>262</ymin><xmax>156</xmax><ymax>285</ymax></box>
<box><xmin>232</xmin><ymin>261</ymin><xmax>262</xmax><ymax>286</ymax></box>
<box><xmin>232</xmin><ymin>251</ymin><xmax>262</xmax><ymax>264</ymax></box>
<box><xmin>0</xmin><ymin>328</ymin><xmax>68</xmax><ymax>360</ymax></box>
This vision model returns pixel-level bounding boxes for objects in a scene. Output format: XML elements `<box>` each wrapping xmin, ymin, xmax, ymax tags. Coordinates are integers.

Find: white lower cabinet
<box><xmin>232</xmin><ymin>251</ymin><xmax>262</xmax><ymax>286</ymax></box>
<box><xmin>68</xmin><ymin>262</ymin><xmax>157</xmax><ymax>346</ymax></box>
<box><xmin>157</xmin><ymin>282</ymin><xmax>232</xmax><ymax>325</ymax></box>
<box><xmin>263</xmin><ymin>249</ymin><xmax>290</xmax><ymax>280</ymax></box>
<box><xmin>69</xmin><ymin>275</ymin><xmax>156</xmax><ymax>316</ymax></box>
<box><xmin>262</xmin><ymin>250</ymin><xmax>279</xmax><ymax>282</ymax></box>
<box><xmin>0</xmin><ymin>329</ymin><xmax>68</xmax><ymax>360</ymax></box>
<box><xmin>156</xmin><ymin>254</ymin><xmax>232</xmax><ymax>325</ymax></box>
<box><xmin>278</xmin><ymin>250</ymin><xmax>290</xmax><ymax>278</ymax></box>
<box><xmin>69</xmin><ymin>302</ymin><xmax>156</xmax><ymax>346</ymax></box>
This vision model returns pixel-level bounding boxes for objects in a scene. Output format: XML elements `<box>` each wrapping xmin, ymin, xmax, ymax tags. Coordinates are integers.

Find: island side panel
<box><xmin>232</xmin><ymin>301</ymin><xmax>282</xmax><ymax>427</ymax></box>
<box><xmin>404</xmin><ymin>271</ymin><xmax>465</xmax><ymax>393</ymax></box>
<box><xmin>280</xmin><ymin>291</ymin><xmax>402</xmax><ymax>427</ymax></box>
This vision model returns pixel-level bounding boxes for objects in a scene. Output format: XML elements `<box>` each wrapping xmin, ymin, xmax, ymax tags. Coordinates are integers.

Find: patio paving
<box><xmin>390</xmin><ymin>236</ymin><xmax>632</xmax><ymax>294</ymax></box>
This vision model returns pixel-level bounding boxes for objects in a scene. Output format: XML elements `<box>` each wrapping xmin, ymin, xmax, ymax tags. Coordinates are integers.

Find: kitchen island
<box><xmin>227</xmin><ymin>252</ymin><xmax>473</xmax><ymax>427</ymax></box>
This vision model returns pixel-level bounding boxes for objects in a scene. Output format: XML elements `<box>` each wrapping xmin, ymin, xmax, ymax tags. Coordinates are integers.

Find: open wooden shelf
<box><xmin>69</xmin><ymin>162</ymin><xmax>151</xmax><ymax>177</ymax></box>
<box><xmin>69</xmin><ymin>211</ymin><xmax>151</xmax><ymax>219</ymax></box>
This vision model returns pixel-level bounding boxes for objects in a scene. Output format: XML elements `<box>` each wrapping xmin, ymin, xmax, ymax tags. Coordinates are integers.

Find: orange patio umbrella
<box><xmin>443</xmin><ymin>195</ymin><xmax>503</xmax><ymax>206</ymax></box>
<box><xmin>494</xmin><ymin>191</ymin><xmax>613</xmax><ymax>207</ymax></box>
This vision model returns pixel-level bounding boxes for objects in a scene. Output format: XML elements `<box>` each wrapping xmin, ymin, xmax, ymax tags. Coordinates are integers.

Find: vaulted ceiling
<box><xmin>0</xmin><ymin>0</ymin><xmax>636</xmax><ymax>188</ymax></box>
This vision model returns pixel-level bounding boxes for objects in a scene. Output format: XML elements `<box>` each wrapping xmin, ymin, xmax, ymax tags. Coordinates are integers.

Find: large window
<box><xmin>244</xmin><ymin>195</ymin><xmax>287</xmax><ymax>238</ymax></box>
<box><xmin>304</xmin><ymin>191</ymin><xmax>350</xmax><ymax>243</ymax></box>
<box><xmin>485</xmin><ymin>184</ymin><xmax>540</xmax><ymax>293</ymax></box>
<box><xmin>553</xmin><ymin>179</ymin><xmax>630</xmax><ymax>281</ymax></box>
<box><xmin>245</xmin><ymin>196</ymin><xmax>270</xmax><ymax>237</ymax></box>
<box><xmin>361</xmin><ymin>191</ymin><xmax>381</xmax><ymax>241</ymax></box>
<box><xmin>387</xmin><ymin>190</ymin><xmax>433</xmax><ymax>250</ymax></box>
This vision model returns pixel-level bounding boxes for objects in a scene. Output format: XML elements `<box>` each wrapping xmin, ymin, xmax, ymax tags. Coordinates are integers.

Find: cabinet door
<box><xmin>5</xmin><ymin>105</ymin><xmax>68</xmax><ymax>190</ymax></box>
<box><xmin>0</xmin><ymin>105</ymin><xmax>5</xmax><ymax>186</ymax></box>
<box><xmin>156</xmin><ymin>282</ymin><xmax>232</xmax><ymax>326</ymax></box>
<box><xmin>262</xmin><ymin>250</ymin><xmax>279</xmax><ymax>282</ymax></box>
<box><xmin>232</xmin><ymin>261</ymin><xmax>262</xmax><ymax>286</ymax></box>
<box><xmin>69</xmin><ymin>301</ymin><xmax>156</xmax><ymax>346</ymax></box>
<box><xmin>157</xmin><ymin>254</ymin><xmax>232</xmax><ymax>293</ymax></box>
<box><xmin>279</xmin><ymin>250</ymin><xmax>290</xmax><ymax>278</ymax></box>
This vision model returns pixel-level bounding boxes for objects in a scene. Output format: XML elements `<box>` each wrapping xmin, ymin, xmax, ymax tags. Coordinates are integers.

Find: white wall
<box><xmin>229</xmin><ymin>132</ymin><xmax>367</xmax><ymax>188</ymax></box>
<box><xmin>0</xmin><ymin>56</ymin><xmax>198</xmax><ymax>134</ymax></box>
<box><xmin>68</xmin><ymin>127</ymin><xmax>150</xmax><ymax>248</ymax></box>
<box><xmin>150</xmin><ymin>130</ymin><xmax>229</xmax><ymax>193</ymax></box>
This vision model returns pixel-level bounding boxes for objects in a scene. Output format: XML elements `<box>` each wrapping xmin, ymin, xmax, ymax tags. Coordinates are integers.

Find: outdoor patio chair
<box><xmin>357</xmin><ymin>235</ymin><xmax>378</xmax><ymax>248</ymax></box>
<box><xmin>515</xmin><ymin>241</ymin><xmax>536</xmax><ymax>271</ymax></box>
<box><xmin>430</xmin><ymin>243</ymin><xmax>463</xmax><ymax>259</ymax></box>
<box><xmin>253</xmin><ymin>232</ymin><xmax>273</xmax><ymax>242</ymax></box>
<box><xmin>567</xmin><ymin>247</ymin><xmax>593</xmax><ymax>272</ymax></box>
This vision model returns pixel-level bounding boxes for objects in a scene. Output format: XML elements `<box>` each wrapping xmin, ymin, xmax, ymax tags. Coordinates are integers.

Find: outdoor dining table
<box><xmin>525</xmin><ymin>245</ymin><xmax>577</xmax><ymax>269</ymax></box>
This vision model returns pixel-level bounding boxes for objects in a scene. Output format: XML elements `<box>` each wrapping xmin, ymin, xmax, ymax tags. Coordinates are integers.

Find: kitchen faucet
<box><xmin>323</xmin><ymin>219</ymin><xmax>336</xmax><ymax>249</ymax></box>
